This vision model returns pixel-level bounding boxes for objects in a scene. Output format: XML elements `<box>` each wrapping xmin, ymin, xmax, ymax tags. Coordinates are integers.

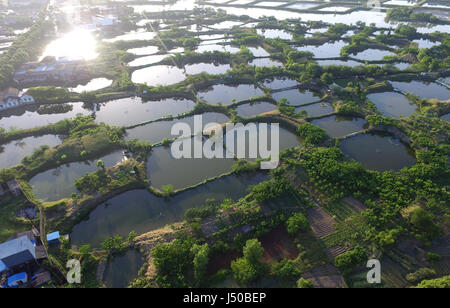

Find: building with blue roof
<box><xmin>0</xmin><ymin>260</ymin><xmax>7</xmax><ymax>273</ymax></box>
<box><xmin>0</xmin><ymin>235</ymin><xmax>36</xmax><ymax>269</ymax></box>
<box><xmin>46</xmin><ymin>231</ymin><xmax>60</xmax><ymax>244</ymax></box>
<box><xmin>7</xmin><ymin>272</ymin><xmax>28</xmax><ymax>288</ymax></box>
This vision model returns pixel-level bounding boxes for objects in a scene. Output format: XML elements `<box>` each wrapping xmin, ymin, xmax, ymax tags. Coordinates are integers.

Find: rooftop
<box><xmin>0</xmin><ymin>235</ymin><xmax>36</xmax><ymax>268</ymax></box>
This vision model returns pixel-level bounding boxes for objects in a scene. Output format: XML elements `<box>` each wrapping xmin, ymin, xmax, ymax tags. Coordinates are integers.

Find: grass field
<box><xmin>0</xmin><ymin>193</ymin><xmax>33</xmax><ymax>241</ymax></box>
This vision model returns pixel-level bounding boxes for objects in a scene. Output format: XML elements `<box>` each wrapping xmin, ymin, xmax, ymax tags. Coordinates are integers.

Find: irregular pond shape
<box><xmin>367</xmin><ymin>92</ymin><xmax>417</xmax><ymax>118</ymax></box>
<box><xmin>295</xmin><ymin>102</ymin><xmax>334</xmax><ymax>117</ymax></box>
<box><xmin>296</xmin><ymin>40</ymin><xmax>347</xmax><ymax>58</ymax></box>
<box><xmin>319</xmin><ymin>6</ymin><xmax>353</xmax><ymax>12</ymax></box>
<box><xmin>249</xmin><ymin>58</ymin><xmax>283</xmax><ymax>67</ymax></box>
<box><xmin>286</xmin><ymin>3</ymin><xmax>318</xmax><ymax>10</ymax></box>
<box><xmin>131</xmin><ymin>65</ymin><xmax>186</xmax><ymax>86</ymax></box>
<box><xmin>70</xmin><ymin>78</ymin><xmax>112</xmax><ymax>93</ymax></box>
<box><xmin>70</xmin><ymin>172</ymin><xmax>270</xmax><ymax>247</ymax></box>
<box><xmin>272</xmin><ymin>88</ymin><xmax>321</xmax><ymax>106</ymax></box>
<box><xmin>198</xmin><ymin>84</ymin><xmax>264</xmax><ymax>105</ymax></box>
<box><xmin>94</xmin><ymin>97</ymin><xmax>196</xmax><ymax>127</ymax></box>
<box><xmin>224</xmin><ymin>123</ymin><xmax>302</xmax><ymax>160</ymax></box>
<box><xmin>103</xmin><ymin>250</ymin><xmax>143</xmax><ymax>288</ymax></box>
<box><xmin>127</xmin><ymin>46</ymin><xmax>159</xmax><ymax>56</ymax></box>
<box><xmin>248</xmin><ymin>47</ymin><xmax>270</xmax><ymax>57</ymax></box>
<box><xmin>339</xmin><ymin>133</ymin><xmax>416</xmax><ymax>172</ymax></box>
<box><xmin>185</xmin><ymin>62</ymin><xmax>231</xmax><ymax>75</ymax></box>
<box><xmin>412</xmin><ymin>39</ymin><xmax>441</xmax><ymax>49</ymax></box>
<box><xmin>257</xmin><ymin>29</ymin><xmax>293</xmax><ymax>40</ymax></box>
<box><xmin>146</xmin><ymin>139</ymin><xmax>236</xmax><ymax>190</ymax></box>
<box><xmin>391</xmin><ymin>81</ymin><xmax>450</xmax><ymax>101</ymax></box>
<box><xmin>0</xmin><ymin>135</ymin><xmax>62</xmax><ymax>170</ymax></box>
<box><xmin>0</xmin><ymin>102</ymin><xmax>91</xmax><ymax>130</ymax></box>
<box><xmin>316</xmin><ymin>59</ymin><xmax>363</xmax><ymax>67</ymax></box>
<box><xmin>125</xmin><ymin>112</ymin><xmax>230</xmax><ymax>144</ymax></box>
<box><xmin>235</xmin><ymin>102</ymin><xmax>277</xmax><ymax>117</ymax></box>
<box><xmin>262</xmin><ymin>77</ymin><xmax>298</xmax><ymax>90</ymax></box>
<box><xmin>351</xmin><ymin>49</ymin><xmax>395</xmax><ymax>61</ymax></box>
<box><xmin>29</xmin><ymin>151</ymin><xmax>125</xmax><ymax>202</ymax></box>
<box><xmin>311</xmin><ymin>115</ymin><xmax>369</xmax><ymax>138</ymax></box>
<box><xmin>128</xmin><ymin>54</ymin><xmax>167</xmax><ymax>67</ymax></box>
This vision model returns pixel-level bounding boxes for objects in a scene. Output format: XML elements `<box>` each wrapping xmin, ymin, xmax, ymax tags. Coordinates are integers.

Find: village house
<box><xmin>13</xmin><ymin>56</ymin><xmax>90</xmax><ymax>86</ymax></box>
<box><xmin>0</xmin><ymin>88</ymin><xmax>35</xmax><ymax>111</ymax></box>
<box><xmin>0</xmin><ymin>230</ymin><xmax>50</xmax><ymax>288</ymax></box>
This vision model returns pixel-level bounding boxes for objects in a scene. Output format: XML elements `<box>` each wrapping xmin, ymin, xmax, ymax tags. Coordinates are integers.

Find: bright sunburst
<box><xmin>40</xmin><ymin>28</ymin><xmax>98</xmax><ymax>61</ymax></box>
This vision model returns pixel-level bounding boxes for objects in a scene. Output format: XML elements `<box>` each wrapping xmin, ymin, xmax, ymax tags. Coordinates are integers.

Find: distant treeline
<box><xmin>0</xmin><ymin>9</ymin><xmax>53</xmax><ymax>90</ymax></box>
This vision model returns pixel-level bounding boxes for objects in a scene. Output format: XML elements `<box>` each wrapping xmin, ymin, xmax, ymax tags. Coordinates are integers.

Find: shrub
<box><xmin>406</xmin><ymin>268</ymin><xmax>436</xmax><ymax>283</ymax></box>
<box><xmin>297</xmin><ymin>277</ymin><xmax>314</xmax><ymax>288</ymax></box>
<box><xmin>297</xmin><ymin>122</ymin><xmax>327</xmax><ymax>145</ymax></box>
<box><xmin>425</xmin><ymin>252</ymin><xmax>441</xmax><ymax>262</ymax></box>
<box><xmin>416</xmin><ymin>275</ymin><xmax>450</xmax><ymax>288</ymax></box>
<box><xmin>286</xmin><ymin>213</ymin><xmax>309</xmax><ymax>236</ymax></box>
<box><xmin>334</xmin><ymin>246</ymin><xmax>367</xmax><ymax>272</ymax></box>
<box><xmin>272</xmin><ymin>259</ymin><xmax>300</xmax><ymax>279</ymax></box>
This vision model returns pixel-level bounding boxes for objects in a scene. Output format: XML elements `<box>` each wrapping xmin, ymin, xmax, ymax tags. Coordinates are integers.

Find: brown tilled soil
<box><xmin>302</xmin><ymin>263</ymin><xmax>347</xmax><ymax>288</ymax></box>
<box><xmin>206</xmin><ymin>250</ymin><xmax>242</xmax><ymax>276</ymax></box>
<box><xmin>327</xmin><ymin>245</ymin><xmax>350</xmax><ymax>259</ymax></box>
<box><xmin>306</xmin><ymin>206</ymin><xmax>336</xmax><ymax>238</ymax></box>
<box><xmin>343</xmin><ymin>197</ymin><xmax>367</xmax><ymax>213</ymax></box>
<box><xmin>260</xmin><ymin>225</ymin><xmax>299</xmax><ymax>263</ymax></box>
<box><xmin>436</xmin><ymin>256</ymin><xmax>450</xmax><ymax>275</ymax></box>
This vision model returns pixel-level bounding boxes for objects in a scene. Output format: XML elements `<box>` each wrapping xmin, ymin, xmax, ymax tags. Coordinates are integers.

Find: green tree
<box><xmin>231</xmin><ymin>257</ymin><xmax>258</xmax><ymax>286</ymax></box>
<box><xmin>297</xmin><ymin>122</ymin><xmax>327</xmax><ymax>145</ymax></box>
<box><xmin>286</xmin><ymin>213</ymin><xmax>309</xmax><ymax>236</ymax></box>
<box><xmin>96</xmin><ymin>159</ymin><xmax>105</xmax><ymax>170</ymax></box>
<box><xmin>243</xmin><ymin>239</ymin><xmax>264</xmax><ymax>265</ymax></box>
<box><xmin>297</xmin><ymin>277</ymin><xmax>314</xmax><ymax>288</ymax></box>
<box><xmin>191</xmin><ymin>243</ymin><xmax>210</xmax><ymax>284</ymax></box>
<box><xmin>231</xmin><ymin>239</ymin><xmax>265</xmax><ymax>286</ymax></box>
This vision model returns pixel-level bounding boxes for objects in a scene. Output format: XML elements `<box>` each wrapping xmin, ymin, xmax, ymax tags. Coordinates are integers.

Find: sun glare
<box><xmin>40</xmin><ymin>29</ymin><xmax>98</xmax><ymax>61</ymax></box>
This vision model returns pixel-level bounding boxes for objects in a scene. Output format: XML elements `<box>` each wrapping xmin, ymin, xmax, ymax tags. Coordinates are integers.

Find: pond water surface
<box><xmin>272</xmin><ymin>88</ymin><xmax>321</xmax><ymax>106</ymax></box>
<box><xmin>125</xmin><ymin>112</ymin><xmax>230</xmax><ymax>144</ymax></box>
<box><xmin>131</xmin><ymin>65</ymin><xmax>186</xmax><ymax>86</ymax></box>
<box><xmin>262</xmin><ymin>78</ymin><xmax>298</xmax><ymax>90</ymax></box>
<box><xmin>235</xmin><ymin>102</ymin><xmax>277</xmax><ymax>117</ymax></box>
<box><xmin>295</xmin><ymin>102</ymin><xmax>334</xmax><ymax>117</ymax></box>
<box><xmin>70</xmin><ymin>78</ymin><xmax>113</xmax><ymax>93</ymax></box>
<box><xmin>103</xmin><ymin>249</ymin><xmax>143</xmax><ymax>288</ymax></box>
<box><xmin>29</xmin><ymin>151</ymin><xmax>125</xmax><ymax>202</ymax></box>
<box><xmin>391</xmin><ymin>81</ymin><xmax>450</xmax><ymax>101</ymax></box>
<box><xmin>249</xmin><ymin>58</ymin><xmax>283</xmax><ymax>67</ymax></box>
<box><xmin>351</xmin><ymin>49</ymin><xmax>395</xmax><ymax>61</ymax></box>
<box><xmin>70</xmin><ymin>172</ymin><xmax>270</xmax><ymax>247</ymax></box>
<box><xmin>339</xmin><ymin>133</ymin><xmax>416</xmax><ymax>172</ymax></box>
<box><xmin>0</xmin><ymin>135</ymin><xmax>62</xmax><ymax>170</ymax></box>
<box><xmin>94</xmin><ymin>97</ymin><xmax>196</xmax><ymax>127</ymax></box>
<box><xmin>198</xmin><ymin>84</ymin><xmax>264</xmax><ymax>105</ymax></box>
<box><xmin>128</xmin><ymin>54</ymin><xmax>167</xmax><ymax>67</ymax></box>
<box><xmin>0</xmin><ymin>103</ymin><xmax>91</xmax><ymax>130</ymax></box>
<box><xmin>296</xmin><ymin>40</ymin><xmax>347</xmax><ymax>58</ymax></box>
<box><xmin>367</xmin><ymin>92</ymin><xmax>417</xmax><ymax>118</ymax></box>
<box><xmin>185</xmin><ymin>62</ymin><xmax>231</xmax><ymax>75</ymax></box>
<box><xmin>311</xmin><ymin>115</ymin><xmax>368</xmax><ymax>138</ymax></box>
<box><xmin>127</xmin><ymin>45</ymin><xmax>159</xmax><ymax>56</ymax></box>
<box><xmin>257</xmin><ymin>29</ymin><xmax>293</xmax><ymax>40</ymax></box>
